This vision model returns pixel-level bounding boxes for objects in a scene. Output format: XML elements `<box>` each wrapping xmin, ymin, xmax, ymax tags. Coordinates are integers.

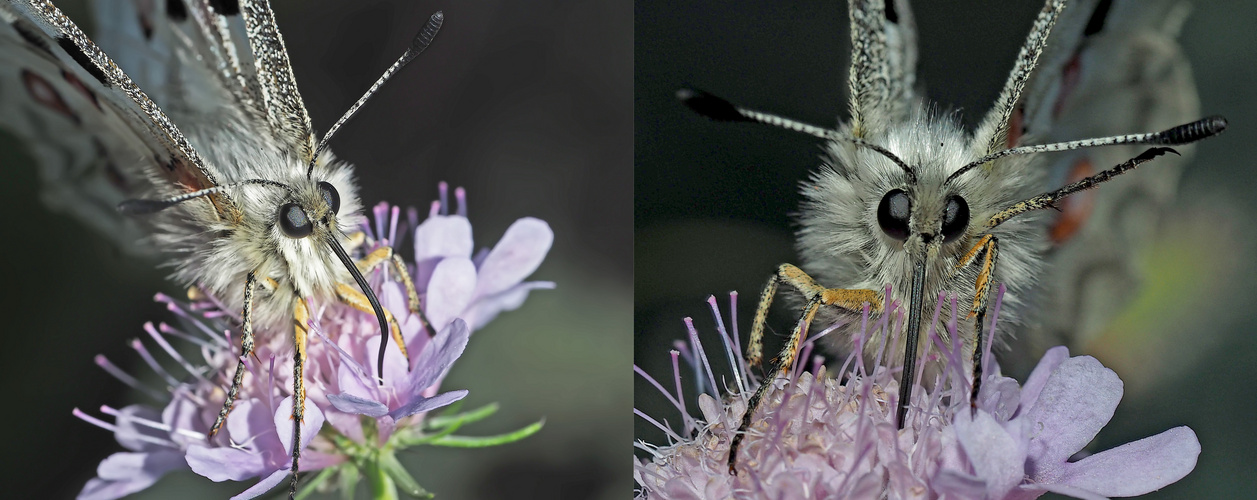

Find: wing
<box><xmin>0</xmin><ymin>0</ymin><xmax>243</xmax><ymax>253</ymax></box>
<box><xmin>1009</xmin><ymin>0</ymin><xmax>1200</xmax><ymax>364</ymax></box>
<box><xmin>845</xmin><ymin>0</ymin><xmax>920</xmax><ymax>137</ymax></box>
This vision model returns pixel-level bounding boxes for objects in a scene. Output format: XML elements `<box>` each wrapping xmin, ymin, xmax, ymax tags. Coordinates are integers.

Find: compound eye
<box><xmin>317</xmin><ymin>181</ymin><xmax>340</xmax><ymax>214</ymax></box>
<box><xmin>941</xmin><ymin>195</ymin><xmax>970</xmax><ymax>242</ymax></box>
<box><xmin>279</xmin><ymin>202</ymin><xmax>313</xmax><ymax>238</ymax></box>
<box><xmin>877</xmin><ymin>189</ymin><xmax>911</xmax><ymax>240</ymax></box>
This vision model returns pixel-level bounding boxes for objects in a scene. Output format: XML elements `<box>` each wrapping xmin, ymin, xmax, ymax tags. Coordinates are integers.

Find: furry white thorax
<box><xmin>151</xmin><ymin>116</ymin><xmax>366</xmax><ymax>335</ymax></box>
<box><xmin>795</xmin><ymin>107</ymin><xmax>1047</xmax><ymax>362</ymax></box>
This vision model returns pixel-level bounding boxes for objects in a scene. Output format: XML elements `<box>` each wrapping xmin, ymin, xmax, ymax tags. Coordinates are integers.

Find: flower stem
<box><xmin>365</xmin><ymin>455</ymin><xmax>400</xmax><ymax>500</ymax></box>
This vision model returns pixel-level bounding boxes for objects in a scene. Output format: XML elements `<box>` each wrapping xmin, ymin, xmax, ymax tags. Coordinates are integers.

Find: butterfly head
<box><xmin>277</xmin><ymin>180</ymin><xmax>343</xmax><ymax>241</ymax></box>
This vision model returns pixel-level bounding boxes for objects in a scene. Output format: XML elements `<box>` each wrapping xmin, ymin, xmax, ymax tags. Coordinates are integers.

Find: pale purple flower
<box><xmin>407</xmin><ymin>182</ymin><xmax>555</xmax><ymax>332</ymax></box>
<box><xmin>634</xmin><ymin>289</ymin><xmax>1200</xmax><ymax>499</ymax></box>
<box><xmin>77</xmin><ymin>185</ymin><xmax>550</xmax><ymax>499</ymax></box>
<box><xmin>185</xmin><ymin>397</ymin><xmax>330</xmax><ymax>500</ymax></box>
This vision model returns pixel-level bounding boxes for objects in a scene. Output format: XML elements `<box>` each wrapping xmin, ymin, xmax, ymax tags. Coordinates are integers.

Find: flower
<box><xmin>634</xmin><ymin>289</ymin><xmax>1200</xmax><ymax>499</ymax></box>
<box><xmin>77</xmin><ymin>186</ymin><xmax>548</xmax><ymax>499</ymax></box>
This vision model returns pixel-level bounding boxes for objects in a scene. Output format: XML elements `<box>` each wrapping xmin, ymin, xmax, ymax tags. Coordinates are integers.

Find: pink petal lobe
<box><xmin>425</xmin><ymin>257</ymin><xmax>476</xmax><ymax>329</ymax></box>
<box><xmin>1019</xmin><ymin>346</ymin><xmax>1070</xmax><ymax>414</ymax></box>
<box><xmin>954</xmin><ymin>409</ymin><xmax>1026</xmax><ymax>499</ymax></box>
<box><xmin>185</xmin><ymin>445</ymin><xmax>263</xmax><ymax>481</ymax></box>
<box><xmin>1024</xmin><ymin>356</ymin><xmax>1122</xmax><ymax>471</ymax></box>
<box><xmin>230</xmin><ymin>469</ymin><xmax>289</xmax><ymax>500</ymax></box>
<box><xmin>1056</xmin><ymin>426</ymin><xmax>1200</xmax><ymax>497</ymax></box>
<box><xmin>471</xmin><ymin>217</ymin><xmax>552</xmax><ymax>299</ymax></box>
<box><xmin>275</xmin><ymin>396</ymin><xmax>326</xmax><ymax>454</ymax></box>
<box><xmin>462</xmin><ymin>281</ymin><xmax>555</xmax><ymax>329</ymax></box>
<box><xmin>414</xmin><ymin>216</ymin><xmax>473</xmax><ymax>261</ymax></box>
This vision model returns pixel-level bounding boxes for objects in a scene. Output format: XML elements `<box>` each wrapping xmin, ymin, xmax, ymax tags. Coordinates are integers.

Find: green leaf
<box><xmin>425</xmin><ymin>402</ymin><xmax>500</xmax><ymax>429</ymax></box>
<box><xmin>379</xmin><ymin>451</ymin><xmax>433</xmax><ymax>499</ymax></box>
<box><xmin>427</xmin><ymin>419</ymin><xmax>545</xmax><ymax>448</ymax></box>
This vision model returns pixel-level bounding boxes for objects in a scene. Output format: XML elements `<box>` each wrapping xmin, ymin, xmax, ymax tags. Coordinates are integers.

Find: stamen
<box><xmin>634</xmin><ymin>365</ymin><xmax>685</xmax><ymax>418</ymax></box>
<box><xmin>707</xmin><ymin>295</ymin><xmax>745</xmax><ymax>395</ymax></box>
<box><xmin>144</xmin><ymin>322</ymin><xmax>209</xmax><ymax>383</ymax></box>
<box><xmin>455</xmin><ymin>186</ymin><xmax>467</xmax><ymax>217</ymax></box>
<box><xmin>634</xmin><ymin>408</ymin><xmax>683</xmax><ymax>443</ymax></box>
<box><xmin>683</xmin><ymin>317</ymin><xmax>718</xmax><ymax>397</ymax></box>
<box><xmin>131</xmin><ymin>338</ymin><xmax>179</xmax><ymax>387</ymax></box>
<box><xmin>94</xmin><ymin>355</ymin><xmax>165</xmax><ymax>400</ymax></box>
<box><xmin>438</xmin><ymin>181</ymin><xmax>449</xmax><ymax>215</ymax></box>
<box><xmin>669</xmin><ymin>350</ymin><xmax>691</xmax><ymax>435</ymax></box>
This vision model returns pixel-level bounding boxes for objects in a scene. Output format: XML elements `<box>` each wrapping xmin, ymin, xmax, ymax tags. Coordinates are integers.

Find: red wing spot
<box><xmin>1053</xmin><ymin>53</ymin><xmax>1083</xmax><ymax>120</ymax></box>
<box><xmin>22</xmin><ymin>69</ymin><xmax>79</xmax><ymax>124</ymax></box>
<box><xmin>60</xmin><ymin>69</ymin><xmax>102</xmax><ymax>111</ymax></box>
<box><xmin>1049</xmin><ymin>157</ymin><xmax>1097</xmax><ymax>244</ymax></box>
<box><xmin>1007</xmin><ymin>107</ymin><xmax>1024</xmax><ymax>149</ymax></box>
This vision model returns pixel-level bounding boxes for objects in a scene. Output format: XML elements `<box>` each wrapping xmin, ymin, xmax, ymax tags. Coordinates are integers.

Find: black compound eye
<box><xmin>942</xmin><ymin>194</ymin><xmax>970</xmax><ymax>242</ymax></box>
<box><xmin>317</xmin><ymin>181</ymin><xmax>340</xmax><ymax>214</ymax></box>
<box><xmin>279</xmin><ymin>202</ymin><xmax>313</xmax><ymax>238</ymax></box>
<box><xmin>877</xmin><ymin>189</ymin><xmax>912</xmax><ymax>241</ymax></box>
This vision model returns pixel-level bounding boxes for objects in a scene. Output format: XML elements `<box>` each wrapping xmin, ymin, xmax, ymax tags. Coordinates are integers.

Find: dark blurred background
<box><xmin>636</xmin><ymin>1</ymin><xmax>1257</xmax><ymax>497</ymax></box>
<box><xmin>0</xmin><ymin>0</ymin><xmax>630</xmax><ymax>498</ymax></box>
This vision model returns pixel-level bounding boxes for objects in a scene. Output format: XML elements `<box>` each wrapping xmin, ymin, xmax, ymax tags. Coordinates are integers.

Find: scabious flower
<box><xmin>77</xmin><ymin>185</ymin><xmax>550</xmax><ymax>499</ymax></box>
<box><xmin>634</xmin><ymin>288</ymin><xmax>1200</xmax><ymax>499</ymax></box>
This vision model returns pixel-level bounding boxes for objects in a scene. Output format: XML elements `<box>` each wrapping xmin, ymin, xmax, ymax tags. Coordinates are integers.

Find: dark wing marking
<box><xmin>10</xmin><ymin>0</ymin><xmax>238</xmax><ymax>221</ymax></box>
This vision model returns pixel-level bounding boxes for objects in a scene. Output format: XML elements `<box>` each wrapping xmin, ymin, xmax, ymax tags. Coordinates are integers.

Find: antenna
<box><xmin>677</xmin><ymin>87</ymin><xmax>918</xmax><ymax>183</ymax></box>
<box><xmin>946</xmin><ymin>115</ymin><xmax>1227</xmax><ymax>184</ymax></box>
<box><xmin>307</xmin><ymin>11</ymin><xmax>445</xmax><ymax>177</ymax></box>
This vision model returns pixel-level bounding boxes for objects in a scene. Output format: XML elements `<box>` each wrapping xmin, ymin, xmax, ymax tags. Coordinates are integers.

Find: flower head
<box><xmin>634</xmin><ymin>289</ymin><xmax>1200</xmax><ymax>499</ymax></box>
<box><xmin>77</xmin><ymin>185</ymin><xmax>549</xmax><ymax>499</ymax></box>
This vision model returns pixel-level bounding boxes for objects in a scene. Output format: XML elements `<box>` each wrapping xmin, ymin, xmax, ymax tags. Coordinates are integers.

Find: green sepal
<box><xmin>379</xmin><ymin>450</ymin><xmax>432</xmax><ymax>499</ymax></box>
<box><xmin>364</xmin><ymin>454</ymin><xmax>399</xmax><ymax>500</ymax></box>
<box><xmin>427</xmin><ymin>419</ymin><xmax>544</xmax><ymax>448</ymax></box>
<box><xmin>425</xmin><ymin>402</ymin><xmax>499</xmax><ymax>429</ymax></box>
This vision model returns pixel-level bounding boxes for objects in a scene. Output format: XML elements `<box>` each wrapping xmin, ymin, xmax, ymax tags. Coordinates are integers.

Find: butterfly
<box><xmin>0</xmin><ymin>0</ymin><xmax>442</xmax><ymax>495</ymax></box>
<box><xmin>675</xmin><ymin>0</ymin><xmax>1225</xmax><ymax>473</ymax></box>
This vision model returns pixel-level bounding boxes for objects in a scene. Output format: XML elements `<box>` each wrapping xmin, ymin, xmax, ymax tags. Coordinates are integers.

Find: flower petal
<box><xmin>185</xmin><ymin>445</ymin><xmax>264</xmax><ymax>482</ymax></box>
<box><xmin>327</xmin><ymin>392</ymin><xmax>390</xmax><ymax>417</ymax></box>
<box><xmin>78</xmin><ymin>450</ymin><xmax>185</xmax><ymax>500</ymax></box>
<box><xmin>1019</xmin><ymin>346</ymin><xmax>1070</xmax><ymax>415</ymax></box>
<box><xmin>1014</xmin><ymin>482</ymin><xmax>1108</xmax><ymax>500</ymax></box>
<box><xmin>1024</xmin><ymin>356</ymin><xmax>1122</xmax><ymax>478</ymax></box>
<box><xmin>1055</xmin><ymin>426</ymin><xmax>1200</xmax><ymax>497</ymax></box>
<box><xmin>954</xmin><ymin>409</ymin><xmax>1026</xmax><ymax>499</ymax></box>
<box><xmin>389</xmin><ymin>390</ymin><xmax>469</xmax><ymax>419</ymax></box>
<box><xmin>275</xmin><ymin>396</ymin><xmax>327</xmax><ymax>456</ymax></box>
<box><xmin>230</xmin><ymin>468</ymin><xmax>289</xmax><ymax>500</ymax></box>
<box><xmin>113</xmin><ymin>405</ymin><xmax>165</xmax><ymax>452</ymax></box>
<box><xmin>414</xmin><ymin>215</ymin><xmax>473</xmax><ymax>261</ymax></box>
<box><xmin>462</xmin><ymin>281</ymin><xmax>555</xmax><ymax>329</ymax></box>
<box><xmin>407</xmin><ymin>319</ymin><xmax>470</xmax><ymax>391</ymax></box>
<box><xmin>471</xmin><ymin>218</ymin><xmax>552</xmax><ymax>299</ymax></box>
<box><xmin>425</xmin><ymin>257</ymin><xmax>476</xmax><ymax>330</ymax></box>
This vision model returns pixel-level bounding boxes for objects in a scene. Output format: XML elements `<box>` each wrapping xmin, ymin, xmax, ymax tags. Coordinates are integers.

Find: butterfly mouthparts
<box><xmin>325</xmin><ymin>234</ymin><xmax>393</xmax><ymax>381</ymax></box>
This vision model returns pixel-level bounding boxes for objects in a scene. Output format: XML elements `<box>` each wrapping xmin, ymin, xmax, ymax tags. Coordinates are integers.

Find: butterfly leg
<box><xmin>356</xmin><ymin>245</ymin><xmax>433</xmax><ymax>326</ymax></box>
<box><xmin>952</xmin><ymin>235</ymin><xmax>999</xmax><ymax>409</ymax></box>
<box><xmin>335</xmin><ymin>283</ymin><xmax>410</xmax><ymax>364</ymax></box>
<box><xmin>288</xmin><ymin>297</ymin><xmax>312</xmax><ymax>499</ymax></box>
<box><xmin>730</xmin><ymin>263</ymin><xmax>881</xmax><ymax>474</ymax></box>
<box><xmin>208</xmin><ymin>271</ymin><xmax>259</xmax><ymax>438</ymax></box>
